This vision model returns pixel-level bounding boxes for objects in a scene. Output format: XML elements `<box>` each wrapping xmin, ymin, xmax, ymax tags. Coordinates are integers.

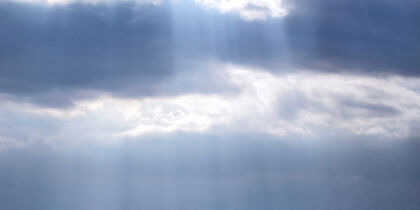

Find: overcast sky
<box><xmin>0</xmin><ymin>0</ymin><xmax>420</xmax><ymax>209</ymax></box>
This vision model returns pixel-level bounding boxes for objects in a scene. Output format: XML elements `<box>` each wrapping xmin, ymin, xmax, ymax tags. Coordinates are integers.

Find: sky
<box><xmin>0</xmin><ymin>0</ymin><xmax>420</xmax><ymax>209</ymax></box>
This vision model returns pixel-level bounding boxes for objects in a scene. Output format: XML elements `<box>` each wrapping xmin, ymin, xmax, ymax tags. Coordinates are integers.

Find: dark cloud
<box><xmin>0</xmin><ymin>2</ymin><xmax>419</xmax><ymax>209</ymax></box>
<box><xmin>284</xmin><ymin>0</ymin><xmax>420</xmax><ymax>75</ymax></box>
<box><xmin>172</xmin><ymin>0</ymin><xmax>420</xmax><ymax>75</ymax></box>
<box><xmin>0</xmin><ymin>0</ymin><xmax>419</xmax><ymax>107</ymax></box>
<box><xmin>0</xmin><ymin>134</ymin><xmax>419</xmax><ymax>210</ymax></box>
<box><xmin>0</xmin><ymin>2</ymin><xmax>175</xmax><ymax>106</ymax></box>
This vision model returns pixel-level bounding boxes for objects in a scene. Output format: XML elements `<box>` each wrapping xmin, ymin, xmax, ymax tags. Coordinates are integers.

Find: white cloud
<box><xmin>195</xmin><ymin>0</ymin><xmax>291</xmax><ymax>20</ymax></box>
<box><xmin>1</xmin><ymin>64</ymin><xmax>420</xmax><ymax>148</ymax></box>
<box><xmin>3</xmin><ymin>0</ymin><xmax>289</xmax><ymax>20</ymax></box>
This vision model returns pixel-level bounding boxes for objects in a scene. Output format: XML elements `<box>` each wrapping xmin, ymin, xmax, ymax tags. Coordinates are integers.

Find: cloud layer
<box><xmin>1</xmin><ymin>135</ymin><xmax>420</xmax><ymax>210</ymax></box>
<box><xmin>0</xmin><ymin>1</ymin><xmax>420</xmax><ymax>209</ymax></box>
<box><xmin>1</xmin><ymin>65</ymin><xmax>420</xmax><ymax>150</ymax></box>
<box><xmin>195</xmin><ymin>0</ymin><xmax>290</xmax><ymax>20</ymax></box>
<box><xmin>0</xmin><ymin>0</ymin><xmax>419</xmax><ymax>108</ymax></box>
<box><xmin>3</xmin><ymin>0</ymin><xmax>161</xmax><ymax>5</ymax></box>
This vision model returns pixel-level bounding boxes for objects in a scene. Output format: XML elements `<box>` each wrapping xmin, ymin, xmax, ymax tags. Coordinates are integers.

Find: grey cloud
<box><xmin>339</xmin><ymin>99</ymin><xmax>400</xmax><ymax>118</ymax></box>
<box><xmin>0</xmin><ymin>1</ymin><xmax>240</xmax><ymax>107</ymax></box>
<box><xmin>0</xmin><ymin>0</ymin><xmax>419</xmax><ymax>107</ymax></box>
<box><xmin>0</xmin><ymin>2</ymin><xmax>175</xmax><ymax>106</ymax></box>
<box><xmin>283</xmin><ymin>0</ymin><xmax>420</xmax><ymax>75</ymax></box>
<box><xmin>174</xmin><ymin>0</ymin><xmax>420</xmax><ymax>75</ymax></box>
<box><xmin>0</xmin><ymin>134</ymin><xmax>419</xmax><ymax>210</ymax></box>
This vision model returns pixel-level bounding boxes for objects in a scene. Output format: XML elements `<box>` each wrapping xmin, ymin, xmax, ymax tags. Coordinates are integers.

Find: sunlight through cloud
<box><xmin>2</xmin><ymin>64</ymin><xmax>420</xmax><ymax>147</ymax></box>
<box><xmin>195</xmin><ymin>0</ymin><xmax>290</xmax><ymax>20</ymax></box>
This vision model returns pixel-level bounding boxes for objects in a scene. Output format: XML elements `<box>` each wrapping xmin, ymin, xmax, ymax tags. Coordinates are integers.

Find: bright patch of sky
<box><xmin>3</xmin><ymin>0</ymin><xmax>291</xmax><ymax>20</ymax></box>
<box><xmin>195</xmin><ymin>0</ymin><xmax>290</xmax><ymax>20</ymax></box>
<box><xmin>1</xmin><ymin>64</ymin><xmax>420</xmax><ymax>149</ymax></box>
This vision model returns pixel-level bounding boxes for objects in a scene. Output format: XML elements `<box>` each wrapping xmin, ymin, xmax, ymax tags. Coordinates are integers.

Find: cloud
<box><xmin>0</xmin><ymin>136</ymin><xmax>24</xmax><ymax>150</ymax></box>
<box><xmin>171</xmin><ymin>0</ymin><xmax>420</xmax><ymax>76</ymax></box>
<box><xmin>194</xmin><ymin>0</ymin><xmax>290</xmax><ymax>20</ymax></box>
<box><xmin>283</xmin><ymin>0</ymin><xmax>420</xmax><ymax>75</ymax></box>
<box><xmin>1</xmin><ymin>0</ymin><xmax>161</xmax><ymax>5</ymax></box>
<box><xmin>101</xmin><ymin>66</ymin><xmax>420</xmax><ymax>138</ymax></box>
<box><xmin>0</xmin><ymin>134</ymin><xmax>419</xmax><ymax>210</ymax></box>
<box><xmin>1</xmin><ymin>64</ymin><xmax>420</xmax><ymax>149</ymax></box>
<box><xmin>0</xmin><ymin>1</ymin><xmax>419</xmax><ymax>208</ymax></box>
<box><xmin>0</xmin><ymin>0</ymin><xmax>419</xmax><ymax>108</ymax></box>
<box><xmin>0</xmin><ymin>1</ymin><xmax>175</xmax><ymax>107</ymax></box>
